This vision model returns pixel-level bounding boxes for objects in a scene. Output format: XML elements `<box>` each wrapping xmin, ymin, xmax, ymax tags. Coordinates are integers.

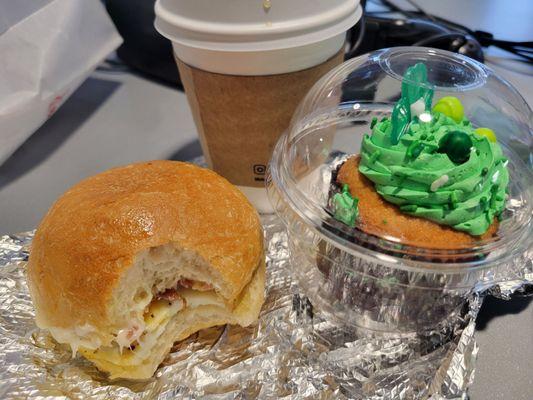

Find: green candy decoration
<box><xmin>332</xmin><ymin>184</ymin><xmax>359</xmax><ymax>227</ymax></box>
<box><xmin>390</xmin><ymin>63</ymin><xmax>434</xmax><ymax>144</ymax></box>
<box><xmin>438</xmin><ymin>131</ymin><xmax>473</xmax><ymax>164</ymax></box>
<box><xmin>401</xmin><ymin>62</ymin><xmax>434</xmax><ymax>110</ymax></box>
<box><xmin>390</xmin><ymin>97</ymin><xmax>411</xmax><ymax>145</ymax></box>
<box><xmin>475</xmin><ymin>127</ymin><xmax>497</xmax><ymax>143</ymax></box>
<box><xmin>432</xmin><ymin>96</ymin><xmax>464</xmax><ymax>123</ymax></box>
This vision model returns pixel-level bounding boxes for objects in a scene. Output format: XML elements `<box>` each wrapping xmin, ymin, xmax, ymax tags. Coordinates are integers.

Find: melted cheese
<box><xmin>144</xmin><ymin>298</ymin><xmax>184</xmax><ymax>331</ymax></box>
<box><xmin>143</xmin><ymin>290</ymin><xmax>223</xmax><ymax>331</ymax></box>
<box><xmin>179</xmin><ymin>289</ymin><xmax>225</xmax><ymax>309</ymax></box>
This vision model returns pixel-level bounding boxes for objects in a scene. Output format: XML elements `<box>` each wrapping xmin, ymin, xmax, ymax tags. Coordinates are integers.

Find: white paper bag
<box><xmin>0</xmin><ymin>0</ymin><xmax>122</xmax><ymax>165</ymax></box>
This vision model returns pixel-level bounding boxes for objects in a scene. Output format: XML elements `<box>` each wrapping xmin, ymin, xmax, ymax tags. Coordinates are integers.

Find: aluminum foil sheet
<box><xmin>0</xmin><ymin>217</ymin><xmax>531</xmax><ymax>400</ymax></box>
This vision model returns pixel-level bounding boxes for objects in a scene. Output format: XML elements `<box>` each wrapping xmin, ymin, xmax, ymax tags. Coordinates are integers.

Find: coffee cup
<box><xmin>155</xmin><ymin>0</ymin><xmax>362</xmax><ymax>212</ymax></box>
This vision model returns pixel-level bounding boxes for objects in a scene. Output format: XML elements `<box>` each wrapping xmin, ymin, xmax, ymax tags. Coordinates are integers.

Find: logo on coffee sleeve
<box><xmin>253</xmin><ymin>164</ymin><xmax>266</xmax><ymax>182</ymax></box>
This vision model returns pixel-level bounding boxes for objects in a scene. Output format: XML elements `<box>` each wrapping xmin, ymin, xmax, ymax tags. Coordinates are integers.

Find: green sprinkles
<box><xmin>400</xmin><ymin>204</ymin><xmax>418</xmax><ymax>212</ymax></box>
<box><xmin>369</xmin><ymin>149</ymin><xmax>381</xmax><ymax>163</ymax></box>
<box><xmin>480</xmin><ymin>196</ymin><xmax>488</xmax><ymax>210</ymax></box>
<box><xmin>370</xmin><ymin>117</ymin><xmax>378</xmax><ymax>129</ymax></box>
<box><xmin>393</xmin><ymin>170</ymin><xmax>405</xmax><ymax>177</ymax></box>
<box><xmin>450</xmin><ymin>191</ymin><xmax>459</xmax><ymax>209</ymax></box>
<box><xmin>490</xmin><ymin>186</ymin><xmax>499</xmax><ymax>208</ymax></box>
<box><xmin>406</xmin><ymin>140</ymin><xmax>424</xmax><ymax>160</ymax></box>
<box><xmin>481</xmin><ymin>167</ymin><xmax>488</xmax><ymax>176</ymax></box>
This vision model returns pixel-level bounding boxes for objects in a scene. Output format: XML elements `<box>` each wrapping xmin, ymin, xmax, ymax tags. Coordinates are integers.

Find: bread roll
<box><xmin>26</xmin><ymin>161</ymin><xmax>265</xmax><ymax>380</ymax></box>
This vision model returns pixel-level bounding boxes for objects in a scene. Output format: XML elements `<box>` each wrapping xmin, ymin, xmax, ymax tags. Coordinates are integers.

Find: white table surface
<box><xmin>0</xmin><ymin>0</ymin><xmax>531</xmax><ymax>398</ymax></box>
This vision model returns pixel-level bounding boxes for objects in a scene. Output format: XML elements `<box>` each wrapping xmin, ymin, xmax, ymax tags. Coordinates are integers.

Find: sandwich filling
<box><xmin>114</xmin><ymin>279</ymin><xmax>219</xmax><ymax>352</ymax></box>
<box><xmin>81</xmin><ymin>278</ymin><xmax>227</xmax><ymax>365</ymax></box>
<box><xmin>116</xmin><ymin>282</ymin><xmax>209</xmax><ymax>345</ymax></box>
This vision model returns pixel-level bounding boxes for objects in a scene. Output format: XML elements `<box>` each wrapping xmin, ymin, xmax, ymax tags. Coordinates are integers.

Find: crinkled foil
<box><xmin>0</xmin><ymin>218</ymin><xmax>531</xmax><ymax>399</ymax></box>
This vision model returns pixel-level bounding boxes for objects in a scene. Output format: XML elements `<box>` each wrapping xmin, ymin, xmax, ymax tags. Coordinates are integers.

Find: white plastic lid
<box><xmin>154</xmin><ymin>0</ymin><xmax>360</xmax><ymax>51</ymax></box>
<box><xmin>155</xmin><ymin>0</ymin><xmax>362</xmax><ymax>75</ymax></box>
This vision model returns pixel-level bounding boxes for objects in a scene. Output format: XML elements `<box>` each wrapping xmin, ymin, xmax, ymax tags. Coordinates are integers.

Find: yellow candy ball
<box><xmin>432</xmin><ymin>96</ymin><xmax>464</xmax><ymax>123</ymax></box>
<box><xmin>475</xmin><ymin>127</ymin><xmax>497</xmax><ymax>143</ymax></box>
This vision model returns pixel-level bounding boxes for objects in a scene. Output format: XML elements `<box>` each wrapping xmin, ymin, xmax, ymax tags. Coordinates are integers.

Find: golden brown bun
<box><xmin>27</xmin><ymin>160</ymin><xmax>263</xmax><ymax>338</ymax></box>
<box><xmin>337</xmin><ymin>156</ymin><xmax>498</xmax><ymax>249</ymax></box>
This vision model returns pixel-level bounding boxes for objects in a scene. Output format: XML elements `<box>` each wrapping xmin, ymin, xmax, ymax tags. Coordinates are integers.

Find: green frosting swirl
<box><xmin>359</xmin><ymin>112</ymin><xmax>508</xmax><ymax>235</ymax></box>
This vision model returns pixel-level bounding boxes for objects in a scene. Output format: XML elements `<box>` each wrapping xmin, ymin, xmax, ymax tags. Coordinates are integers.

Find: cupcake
<box><xmin>267</xmin><ymin>47</ymin><xmax>531</xmax><ymax>333</ymax></box>
<box><xmin>330</xmin><ymin>63</ymin><xmax>508</xmax><ymax>250</ymax></box>
<box><xmin>315</xmin><ymin>62</ymin><xmax>513</xmax><ymax>330</ymax></box>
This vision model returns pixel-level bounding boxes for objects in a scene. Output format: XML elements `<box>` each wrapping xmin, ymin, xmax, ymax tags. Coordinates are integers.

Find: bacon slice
<box><xmin>156</xmin><ymin>288</ymin><xmax>183</xmax><ymax>302</ymax></box>
<box><xmin>178</xmin><ymin>279</ymin><xmax>213</xmax><ymax>291</ymax></box>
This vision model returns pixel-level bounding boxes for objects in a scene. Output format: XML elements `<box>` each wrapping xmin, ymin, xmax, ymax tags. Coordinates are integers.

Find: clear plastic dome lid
<box><xmin>269</xmin><ymin>47</ymin><xmax>532</xmax><ymax>263</ymax></box>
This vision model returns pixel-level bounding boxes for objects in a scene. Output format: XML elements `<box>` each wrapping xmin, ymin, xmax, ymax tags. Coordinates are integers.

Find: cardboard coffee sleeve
<box><xmin>176</xmin><ymin>50</ymin><xmax>344</xmax><ymax>187</ymax></box>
